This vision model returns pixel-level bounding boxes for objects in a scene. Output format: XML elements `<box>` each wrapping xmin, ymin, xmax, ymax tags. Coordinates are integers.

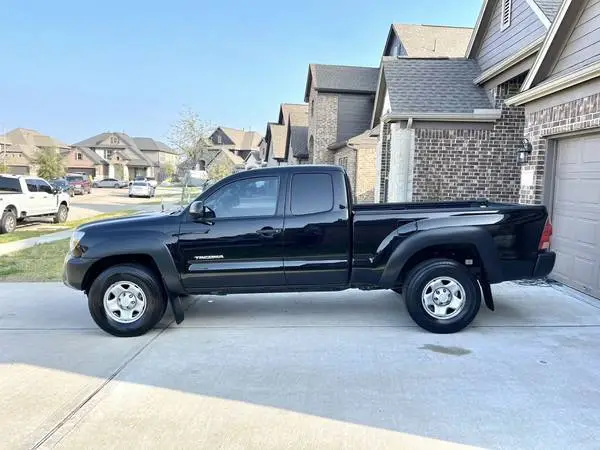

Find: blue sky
<box><xmin>0</xmin><ymin>0</ymin><xmax>482</xmax><ymax>144</ymax></box>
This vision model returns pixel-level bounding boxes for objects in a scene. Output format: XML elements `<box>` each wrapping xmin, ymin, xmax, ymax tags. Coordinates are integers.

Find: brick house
<box><xmin>0</xmin><ymin>128</ymin><xmax>70</xmax><ymax>175</ymax></box>
<box><xmin>329</xmin><ymin>129</ymin><xmax>378</xmax><ymax>202</ymax></box>
<box><xmin>304</xmin><ymin>64</ymin><xmax>379</xmax><ymax>165</ymax></box>
<box><xmin>208</xmin><ymin>127</ymin><xmax>264</xmax><ymax>168</ymax></box>
<box><xmin>73</xmin><ymin>132</ymin><xmax>178</xmax><ymax>180</ymax></box>
<box><xmin>263</xmin><ymin>104</ymin><xmax>309</xmax><ymax>166</ymax></box>
<box><xmin>372</xmin><ymin>57</ymin><xmax>523</xmax><ymax>203</ymax></box>
<box><xmin>498</xmin><ymin>0</ymin><xmax>600</xmax><ymax>298</ymax></box>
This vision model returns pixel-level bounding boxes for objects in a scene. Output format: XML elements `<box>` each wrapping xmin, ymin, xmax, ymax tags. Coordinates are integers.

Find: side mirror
<box><xmin>52</xmin><ymin>187</ymin><xmax>59</xmax><ymax>194</ymax></box>
<box><xmin>189</xmin><ymin>201</ymin><xmax>205</xmax><ymax>218</ymax></box>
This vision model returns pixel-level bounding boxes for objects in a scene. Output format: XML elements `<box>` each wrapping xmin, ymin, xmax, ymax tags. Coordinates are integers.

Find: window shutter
<box><xmin>501</xmin><ymin>0</ymin><xmax>512</xmax><ymax>30</ymax></box>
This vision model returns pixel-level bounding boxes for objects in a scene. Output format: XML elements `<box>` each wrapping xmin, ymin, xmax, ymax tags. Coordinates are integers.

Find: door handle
<box><xmin>29</xmin><ymin>196</ymin><xmax>34</xmax><ymax>199</ymax></box>
<box><xmin>256</xmin><ymin>227</ymin><xmax>282</xmax><ymax>238</ymax></box>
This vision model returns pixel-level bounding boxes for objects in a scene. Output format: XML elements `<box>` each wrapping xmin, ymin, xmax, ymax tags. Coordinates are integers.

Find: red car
<box><xmin>65</xmin><ymin>173</ymin><xmax>93</xmax><ymax>195</ymax></box>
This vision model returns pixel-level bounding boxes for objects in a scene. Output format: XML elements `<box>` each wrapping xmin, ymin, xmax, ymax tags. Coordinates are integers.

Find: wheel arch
<box><xmin>379</xmin><ymin>226</ymin><xmax>503</xmax><ymax>288</ymax></box>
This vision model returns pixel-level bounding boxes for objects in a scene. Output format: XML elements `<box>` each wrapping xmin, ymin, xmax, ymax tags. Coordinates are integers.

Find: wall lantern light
<box><xmin>518</xmin><ymin>138</ymin><xmax>533</xmax><ymax>162</ymax></box>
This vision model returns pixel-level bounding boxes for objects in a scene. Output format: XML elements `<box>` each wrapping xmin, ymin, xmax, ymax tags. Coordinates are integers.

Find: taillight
<box><xmin>539</xmin><ymin>219</ymin><xmax>552</xmax><ymax>250</ymax></box>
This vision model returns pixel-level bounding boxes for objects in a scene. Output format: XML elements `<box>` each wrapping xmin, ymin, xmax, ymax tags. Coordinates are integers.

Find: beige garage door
<box><xmin>551</xmin><ymin>133</ymin><xmax>600</xmax><ymax>298</ymax></box>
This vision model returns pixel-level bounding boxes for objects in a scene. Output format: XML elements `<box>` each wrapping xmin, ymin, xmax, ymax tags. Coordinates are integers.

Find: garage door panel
<box><xmin>551</xmin><ymin>133</ymin><xmax>600</xmax><ymax>299</ymax></box>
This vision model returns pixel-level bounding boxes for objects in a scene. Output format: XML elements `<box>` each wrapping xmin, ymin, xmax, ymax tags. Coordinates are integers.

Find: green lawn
<box><xmin>0</xmin><ymin>239</ymin><xmax>69</xmax><ymax>282</ymax></box>
<box><xmin>0</xmin><ymin>209</ymin><xmax>137</xmax><ymax>245</ymax></box>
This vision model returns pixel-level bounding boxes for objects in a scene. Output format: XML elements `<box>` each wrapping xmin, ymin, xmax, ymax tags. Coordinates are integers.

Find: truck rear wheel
<box><xmin>1</xmin><ymin>210</ymin><xmax>17</xmax><ymax>234</ymax></box>
<box><xmin>403</xmin><ymin>259</ymin><xmax>481</xmax><ymax>334</ymax></box>
<box><xmin>88</xmin><ymin>264</ymin><xmax>167</xmax><ymax>337</ymax></box>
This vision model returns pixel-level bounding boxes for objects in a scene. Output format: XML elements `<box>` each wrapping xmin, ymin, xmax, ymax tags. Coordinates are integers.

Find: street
<box><xmin>1</xmin><ymin>281</ymin><xmax>599</xmax><ymax>449</ymax></box>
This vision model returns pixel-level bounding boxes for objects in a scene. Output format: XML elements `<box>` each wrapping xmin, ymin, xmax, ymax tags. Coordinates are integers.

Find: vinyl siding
<box><xmin>476</xmin><ymin>0</ymin><xmax>546</xmax><ymax>71</ymax></box>
<box><xmin>336</xmin><ymin>94</ymin><xmax>375</xmax><ymax>143</ymax></box>
<box><xmin>551</xmin><ymin>0</ymin><xmax>600</xmax><ymax>78</ymax></box>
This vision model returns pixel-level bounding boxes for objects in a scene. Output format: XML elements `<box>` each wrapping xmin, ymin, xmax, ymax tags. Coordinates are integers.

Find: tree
<box><xmin>167</xmin><ymin>106</ymin><xmax>215</xmax><ymax>169</ymax></box>
<box><xmin>208</xmin><ymin>160</ymin><xmax>233</xmax><ymax>181</ymax></box>
<box><xmin>0</xmin><ymin>161</ymin><xmax>8</xmax><ymax>174</ymax></box>
<box><xmin>163</xmin><ymin>161</ymin><xmax>176</xmax><ymax>179</ymax></box>
<box><xmin>35</xmin><ymin>147</ymin><xmax>65</xmax><ymax>180</ymax></box>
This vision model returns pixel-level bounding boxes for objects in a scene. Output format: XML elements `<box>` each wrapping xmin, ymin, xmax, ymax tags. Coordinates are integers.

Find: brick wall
<box><xmin>411</xmin><ymin>77</ymin><xmax>524</xmax><ymax>202</ymax></box>
<box><xmin>334</xmin><ymin>146</ymin><xmax>356</xmax><ymax>196</ymax></box>
<box><xmin>356</xmin><ymin>147</ymin><xmax>377</xmax><ymax>203</ymax></box>
<box><xmin>308</xmin><ymin>87</ymin><xmax>338</xmax><ymax>164</ymax></box>
<box><xmin>521</xmin><ymin>91</ymin><xmax>600</xmax><ymax>204</ymax></box>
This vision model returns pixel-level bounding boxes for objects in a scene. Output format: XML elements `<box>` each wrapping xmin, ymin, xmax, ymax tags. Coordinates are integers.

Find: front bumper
<box><xmin>533</xmin><ymin>251</ymin><xmax>556</xmax><ymax>278</ymax></box>
<box><xmin>63</xmin><ymin>253</ymin><xmax>96</xmax><ymax>291</ymax></box>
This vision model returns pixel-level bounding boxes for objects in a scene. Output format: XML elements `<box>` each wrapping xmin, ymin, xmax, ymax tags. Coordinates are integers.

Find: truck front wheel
<box><xmin>403</xmin><ymin>259</ymin><xmax>481</xmax><ymax>334</ymax></box>
<box><xmin>88</xmin><ymin>264</ymin><xmax>167</xmax><ymax>337</ymax></box>
<box><xmin>53</xmin><ymin>204</ymin><xmax>68</xmax><ymax>224</ymax></box>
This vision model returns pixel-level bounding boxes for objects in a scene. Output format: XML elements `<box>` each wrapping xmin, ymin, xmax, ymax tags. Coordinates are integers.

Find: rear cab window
<box><xmin>0</xmin><ymin>176</ymin><xmax>22</xmax><ymax>193</ymax></box>
<box><xmin>291</xmin><ymin>173</ymin><xmax>334</xmax><ymax>215</ymax></box>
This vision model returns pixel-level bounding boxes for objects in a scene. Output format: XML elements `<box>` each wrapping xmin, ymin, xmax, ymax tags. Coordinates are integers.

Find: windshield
<box><xmin>51</xmin><ymin>180</ymin><xmax>67</xmax><ymax>187</ymax></box>
<box><xmin>66</xmin><ymin>176</ymin><xmax>83</xmax><ymax>182</ymax></box>
<box><xmin>0</xmin><ymin>176</ymin><xmax>21</xmax><ymax>192</ymax></box>
<box><xmin>132</xmin><ymin>181</ymin><xmax>147</xmax><ymax>186</ymax></box>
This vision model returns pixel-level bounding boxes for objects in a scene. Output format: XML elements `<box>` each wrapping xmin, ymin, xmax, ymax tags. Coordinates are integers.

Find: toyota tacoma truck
<box><xmin>1</xmin><ymin>174</ymin><xmax>70</xmax><ymax>233</ymax></box>
<box><xmin>63</xmin><ymin>165</ymin><xmax>555</xmax><ymax>337</ymax></box>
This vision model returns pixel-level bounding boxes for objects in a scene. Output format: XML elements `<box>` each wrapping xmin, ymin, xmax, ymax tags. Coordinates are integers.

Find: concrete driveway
<box><xmin>1</xmin><ymin>282</ymin><xmax>599</xmax><ymax>449</ymax></box>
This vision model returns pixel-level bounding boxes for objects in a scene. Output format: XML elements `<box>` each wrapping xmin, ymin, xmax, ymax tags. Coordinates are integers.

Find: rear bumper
<box><xmin>533</xmin><ymin>251</ymin><xmax>556</xmax><ymax>278</ymax></box>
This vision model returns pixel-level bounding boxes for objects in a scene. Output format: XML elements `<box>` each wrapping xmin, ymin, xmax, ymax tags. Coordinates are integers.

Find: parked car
<box><xmin>133</xmin><ymin>176</ymin><xmax>158</xmax><ymax>188</ymax></box>
<box><xmin>64</xmin><ymin>165</ymin><xmax>556</xmax><ymax>337</ymax></box>
<box><xmin>0</xmin><ymin>174</ymin><xmax>70</xmax><ymax>233</ymax></box>
<box><xmin>93</xmin><ymin>178</ymin><xmax>128</xmax><ymax>189</ymax></box>
<box><xmin>65</xmin><ymin>173</ymin><xmax>92</xmax><ymax>195</ymax></box>
<box><xmin>128</xmin><ymin>181</ymin><xmax>155</xmax><ymax>198</ymax></box>
<box><xmin>49</xmin><ymin>178</ymin><xmax>75</xmax><ymax>197</ymax></box>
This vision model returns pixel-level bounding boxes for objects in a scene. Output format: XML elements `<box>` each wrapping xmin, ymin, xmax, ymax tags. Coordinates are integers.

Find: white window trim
<box><xmin>500</xmin><ymin>0</ymin><xmax>512</xmax><ymax>31</ymax></box>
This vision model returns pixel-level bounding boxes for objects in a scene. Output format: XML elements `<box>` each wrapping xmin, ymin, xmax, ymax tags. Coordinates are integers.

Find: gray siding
<box><xmin>336</xmin><ymin>94</ymin><xmax>374</xmax><ymax>143</ymax></box>
<box><xmin>552</xmin><ymin>0</ymin><xmax>600</xmax><ymax>78</ymax></box>
<box><xmin>477</xmin><ymin>0</ymin><xmax>546</xmax><ymax>71</ymax></box>
<box><xmin>210</xmin><ymin>129</ymin><xmax>234</xmax><ymax>146</ymax></box>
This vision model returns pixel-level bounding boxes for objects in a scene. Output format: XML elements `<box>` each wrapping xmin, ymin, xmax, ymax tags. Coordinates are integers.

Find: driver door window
<box><xmin>36</xmin><ymin>180</ymin><xmax>56</xmax><ymax>214</ymax></box>
<box><xmin>24</xmin><ymin>178</ymin><xmax>41</xmax><ymax>215</ymax></box>
<box><xmin>204</xmin><ymin>177</ymin><xmax>279</xmax><ymax>219</ymax></box>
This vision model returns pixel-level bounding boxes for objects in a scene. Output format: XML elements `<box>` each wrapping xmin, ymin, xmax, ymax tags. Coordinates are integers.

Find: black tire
<box><xmin>53</xmin><ymin>204</ymin><xmax>68</xmax><ymax>224</ymax></box>
<box><xmin>129</xmin><ymin>194</ymin><xmax>133</xmax><ymax>198</ymax></box>
<box><xmin>88</xmin><ymin>264</ymin><xmax>167</xmax><ymax>337</ymax></box>
<box><xmin>1</xmin><ymin>210</ymin><xmax>17</xmax><ymax>234</ymax></box>
<box><xmin>403</xmin><ymin>259</ymin><xmax>481</xmax><ymax>334</ymax></box>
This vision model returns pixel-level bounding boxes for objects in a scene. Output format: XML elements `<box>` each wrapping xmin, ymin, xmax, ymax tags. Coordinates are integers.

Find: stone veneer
<box><xmin>308</xmin><ymin>87</ymin><xmax>338</xmax><ymax>165</ymax></box>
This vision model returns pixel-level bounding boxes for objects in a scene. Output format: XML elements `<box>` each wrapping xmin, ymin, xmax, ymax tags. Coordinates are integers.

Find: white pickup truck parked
<box><xmin>0</xmin><ymin>174</ymin><xmax>70</xmax><ymax>234</ymax></box>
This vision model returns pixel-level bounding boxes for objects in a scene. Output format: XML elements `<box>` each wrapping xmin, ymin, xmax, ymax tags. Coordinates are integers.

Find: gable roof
<box><xmin>220</xmin><ymin>149</ymin><xmax>245</xmax><ymax>166</ymax></box>
<box><xmin>522</xmin><ymin>0</ymin><xmax>594</xmax><ymax>91</ymax></box>
<box><xmin>375</xmin><ymin>57</ymin><xmax>494</xmax><ymax>122</ymax></box>
<box><xmin>6</xmin><ymin>128</ymin><xmax>69</xmax><ymax>149</ymax></box>
<box><xmin>467</xmin><ymin>0</ymin><xmax>560</xmax><ymax>58</ymax></box>
<box><xmin>383</xmin><ymin>24</ymin><xmax>473</xmax><ymax>58</ymax></box>
<box><xmin>216</xmin><ymin>127</ymin><xmax>263</xmax><ymax>150</ymax></box>
<box><xmin>279</xmin><ymin>103</ymin><xmax>309</xmax><ymax>126</ymax></box>
<box><xmin>304</xmin><ymin>64</ymin><xmax>379</xmax><ymax>101</ymax></box>
<box><xmin>74</xmin><ymin>132</ymin><xmax>154</xmax><ymax>166</ymax></box>
<box><xmin>266</xmin><ymin>123</ymin><xmax>287</xmax><ymax>160</ymax></box>
<box><xmin>73</xmin><ymin>146</ymin><xmax>106</xmax><ymax>165</ymax></box>
<box><xmin>133</xmin><ymin>137</ymin><xmax>177</xmax><ymax>154</ymax></box>
<box><xmin>328</xmin><ymin>129</ymin><xmax>378</xmax><ymax>151</ymax></box>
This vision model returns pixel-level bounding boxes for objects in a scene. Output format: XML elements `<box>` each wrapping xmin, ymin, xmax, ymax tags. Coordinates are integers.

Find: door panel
<box><xmin>283</xmin><ymin>171</ymin><xmax>351</xmax><ymax>286</ymax></box>
<box><xmin>36</xmin><ymin>180</ymin><xmax>57</xmax><ymax>214</ymax></box>
<box><xmin>178</xmin><ymin>175</ymin><xmax>286</xmax><ymax>291</ymax></box>
<box><xmin>23</xmin><ymin>178</ymin><xmax>41</xmax><ymax>215</ymax></box>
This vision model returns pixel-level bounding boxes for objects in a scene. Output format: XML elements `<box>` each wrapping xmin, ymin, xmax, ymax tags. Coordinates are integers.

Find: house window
<box><xmin>109</xmin><ymin>136</ymin><xmax>119</xmax><ymax>145</ymax></box>
<box><xmin>311</xmin><ymin>100</ymin><xmax>315</xmax><ymax>116</ymax></box>
<box><xmin>76</xmin><ymin>152</ymin><xmax>83</xmax><ymax>160</ymax></box>
<box><xmin>501</xmin><ymin>0</ymin><xmax>512</xmax><ymax>31</ymax></box>
<box><xmin>104</xmin><ymin>149</ymin><xmax>114</xmax><ymax>159</ymax></box>
<box><xmin>338</xmin><ymin>156</ymin><xmax>348</xmax><ymax>170</ymax></box>
<box><xmin>217</xmin><ymin>135</ymin><xmax>222</xmax><ymax>144</ymax></box>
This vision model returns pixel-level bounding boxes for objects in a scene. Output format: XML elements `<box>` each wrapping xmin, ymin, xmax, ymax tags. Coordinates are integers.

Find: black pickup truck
<box><xmin>64</xmin><ymin>165</ymin><xmax>555</xmax><ymax>337</ymax></box>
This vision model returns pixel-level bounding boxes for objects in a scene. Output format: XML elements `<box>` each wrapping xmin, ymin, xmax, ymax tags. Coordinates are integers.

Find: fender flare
<box><xmin>379</xmin><ymin>226</ymin><xmax>503</xmax><ymax>288</ymax></box>
<box><xmin>82</xmin><ymin>231</ymin><xmax>185</xmax><ymax>296</ymax></box>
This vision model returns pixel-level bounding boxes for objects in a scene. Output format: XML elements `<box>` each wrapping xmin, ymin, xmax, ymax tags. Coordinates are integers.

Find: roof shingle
<box><xmin>382</xmin><ymin>57</ymin><xmax>493</xmax><ymax>114</ymax></box>
<box><xmin>305</xmin><ymin>64</ymin><xmax>379</xmax><ymax>100</ymax></box>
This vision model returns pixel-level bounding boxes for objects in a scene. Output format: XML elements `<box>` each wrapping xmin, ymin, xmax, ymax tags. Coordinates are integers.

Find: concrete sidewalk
<box><xmin>1</xmin><ymin>282</ymin><xmax>599</xmax><ymax>448</ymax></box>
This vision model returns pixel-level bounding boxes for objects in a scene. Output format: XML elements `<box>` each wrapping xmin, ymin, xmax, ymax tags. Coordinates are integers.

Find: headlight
<box><xmin>70</xmin><ymin>230</ymin><xmax>85</xmax><ymax>252</ymax></box>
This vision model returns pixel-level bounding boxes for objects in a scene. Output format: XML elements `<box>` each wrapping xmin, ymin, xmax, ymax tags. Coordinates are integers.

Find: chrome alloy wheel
<box><xmin>421</xmin><ymin>276</ymin><xmax>466</xmax><ymax>320</ymax></box>
<box><xmin>103</xmin><ymin>281</ymin><xmax>147</xmax><ymax>323</ymax></box>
